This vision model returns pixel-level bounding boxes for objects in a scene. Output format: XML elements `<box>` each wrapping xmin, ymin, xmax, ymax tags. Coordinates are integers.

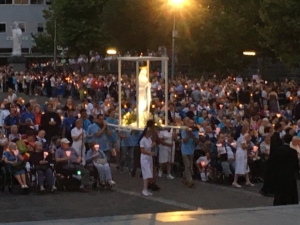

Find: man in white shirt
<box><xmin>50</xmin><ymin>76</ymin><xmax>56</xmax><ymax>97</ymax></box>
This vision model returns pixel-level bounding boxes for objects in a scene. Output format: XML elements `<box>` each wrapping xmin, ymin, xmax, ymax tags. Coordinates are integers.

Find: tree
<box><xmin>33</xmin><ymin>0</ymin><xmax>108</xmax><ymax>56</ymax></box>
<box><xmin>177</xmin><ymin>0</ymin><xmax>264</xmax><ymax>72</ymax></box>
<box><xmin>102</xmin><ymin>0</ymin><xmax>172</xmax><ymax>53</ymax></box>
<box><xmin>259</xmin><ymin>0</ymin><xmax>300</xmax><ymax>66</ymax></box>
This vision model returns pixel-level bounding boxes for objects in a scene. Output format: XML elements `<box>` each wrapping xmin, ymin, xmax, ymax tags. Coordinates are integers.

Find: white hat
<box><xmin>61</xmin><ymin>138</ymin><xmax>70</xmax><ymax>144</ymax></box>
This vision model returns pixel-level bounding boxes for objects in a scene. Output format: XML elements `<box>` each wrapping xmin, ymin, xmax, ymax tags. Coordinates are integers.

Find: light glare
<box><xmin>243</xmin><ymin>51</ymin><xmax>256</xmax><ymax>56</ymax></box>
<box><xmin>107</xmin><ymin>49</ymin><xmax>117</xmax><ymax>55</ymax></box>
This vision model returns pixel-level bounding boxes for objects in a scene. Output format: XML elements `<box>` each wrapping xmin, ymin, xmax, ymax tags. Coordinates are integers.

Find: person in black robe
<box><xmin>260</xmin><ymin>122</ymin><xmax>284</xmax><ymax>196</ymax></box>
<box><xmin>272</xmin><ymin>134</ymin><xmax>299</xmax><ymax>206</ymax></box>
<box><xmin>40</xmin><ymin>103</ymin><xmax>62</xmax><ymax>142</ymax></box>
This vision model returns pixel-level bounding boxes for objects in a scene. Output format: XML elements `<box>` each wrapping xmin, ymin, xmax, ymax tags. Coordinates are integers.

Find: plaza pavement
<box><xmin>3</xmin><ymin>205</ymin><xmax>300</xmax><ymax>225</ymax></box>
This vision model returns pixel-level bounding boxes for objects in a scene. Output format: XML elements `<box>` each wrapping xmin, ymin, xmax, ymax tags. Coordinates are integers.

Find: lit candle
<box><xmin>219</xmin><ymin>104</ymin><xmax>223</xmax><ymax>109</ymax></box>
<box><xmin>94</xmin><ymin>144</ymin><xmax>99</xmax><ymax>151</ymax></box>
<box><xmin>84</xmin><ymin>91</ymin><xmax>87</xmax><ymax>95</ymax></box>
<box><xmin>60</xmin><ymin>116</ymin><xmax>64</xmax><ymax>121</ymax></box>
<box><xmin>200</xmin><ymin>161</ymin><xmax>206</xmax><ymax>167</ymax></box>
<box><xmin>250</xmin><ymin>93</ymin><xmax>253</xmax><ymax>97</ymax></box>
<box><xmin>152</xmin><ymin>104</ymin><xmax>155</xmax><ymax>109</ymax></box>
<box><xmin>276</xmin><ymin>113</ymin><xmax>281</xmax><ymax>118</ymax></box>
<box><xmin>253</xmin><ymin>146</ymin><xmax>258</xmax><ymax>152</ymax></box>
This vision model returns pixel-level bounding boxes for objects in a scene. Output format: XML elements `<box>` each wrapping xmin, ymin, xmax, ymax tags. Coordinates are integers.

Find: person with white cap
<box><xmin>55</xmin><ymin>138</ymin><xmax>90</xmax><ymax>192</ymax></box>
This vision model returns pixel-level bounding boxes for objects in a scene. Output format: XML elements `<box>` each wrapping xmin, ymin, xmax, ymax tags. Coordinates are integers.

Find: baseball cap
<box><xmin>61</xmin><ymin>138</ymin><xmax>70</xmax><ymax>144</ymax></box>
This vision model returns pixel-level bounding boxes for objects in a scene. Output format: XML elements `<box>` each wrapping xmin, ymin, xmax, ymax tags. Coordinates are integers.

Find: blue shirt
<box><xmin>86</xmin><ymin>123</ymin><xmax>109</xmax><ymax>151</ymax></box>
<box><xmin>83</xmin><ymin>119</ymin><xmax>92</xmax><ymax>132</ymax></box>
<box><xmin>106</xmin><ymin>117</ymin><xmax>119</xmax><ymax>142</ymax></box>
<box><xmin>121</xmin><ymin>131</ymin><xmax>138</xmax><ymax>147</ymax></box>
<box><xmin>181</xmin><ymin>130</ymin><xmax>199</xmax><ymax>155</ymax></box>
<box><xmin>175</xmin><ymin>84</ymin><xmax>184</xmax><ymax>94</ymax></box>
<box><xmin>197</xmin><ymin>117</ymin><xmax>205</xmax><ymax>124</ymax></box>
<box><xmin>20</xmin><ymin>111</ymin><xmax>35</xmax><ymax>124</ymax></box>
<box><xmin>63</xmin><ymin>117</ymin><xmax>76</xmax><ymax>133</ymax></box>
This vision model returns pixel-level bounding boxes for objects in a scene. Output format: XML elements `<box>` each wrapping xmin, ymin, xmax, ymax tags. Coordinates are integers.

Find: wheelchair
<box><xmin>2</xmin><ymin>163</ymin><xmax>30</xmax><ymax>194</ymax></box>
<box><xmin>86</xmin><ymin>163</ymin><xmax>114</xmax><ymax>190</ymax></box>
<box><xmin>28</xmin><ymin>163</ymin><xmax>56</xmax><ymax>193</ymax></box>
<box><xmin>54</xmin><ymin>163</ymin><xmax>81</xmax><ymax>191</ymax></box>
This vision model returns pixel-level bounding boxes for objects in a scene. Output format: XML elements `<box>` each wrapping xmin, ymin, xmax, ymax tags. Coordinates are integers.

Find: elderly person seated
<box><xmin>86</xmin><ymin>142</ymin><xmax>116</xmax><ymax>187</ymax></box>
<box><xmin>3</xmin><ymin>142</ymin><xmax>28</xmax><ymax>189</ymax></box>
<box><xmin>8</xmin><ymin>125</ymin><xmax>21</xmax><ymax>142</ymax></box>
<box><xmin>55</xmin><ymin>138</ymin><xmax>90</xmax><ymax>192</ymax></box>
<box><xmin>28</xmin><ymin>141</ymin><xmax>56</xmax><ymax>192</ymax></box>
<box><xmin>210</xmin><ymin>133</ymin><xmax>236</xmax><ymax>181</ymax></box>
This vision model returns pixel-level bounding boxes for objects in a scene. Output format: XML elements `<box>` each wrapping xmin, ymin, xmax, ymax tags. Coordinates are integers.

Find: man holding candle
<box><xmin>86</xmin><ymin>114</ymin><xmax>110</xmax><ymax>159</ymax></box>
<box><xmin>55</xmin><ymin>138</ymin><xmax>90</xmax><ymax>193</ymax></box>
<box><xmin>40</xmin><ymin>104</ymin><xmax>61</xmax><ymax>142</ymax></box>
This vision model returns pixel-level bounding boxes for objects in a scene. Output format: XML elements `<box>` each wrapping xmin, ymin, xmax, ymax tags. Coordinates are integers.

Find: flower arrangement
<box><xmin>122</xmin><ymin>111</ymin><xmax>137</xmax><ymax>126</ymax></box>
<box><xmin>122</xmin><ymin>110</ymin><xmax>164</xmax><ymax>128</ymax></box>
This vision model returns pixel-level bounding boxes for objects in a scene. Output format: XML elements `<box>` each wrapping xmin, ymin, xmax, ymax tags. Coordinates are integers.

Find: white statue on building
<box><xmin>138</xmin><ymin>66</ymin><xmax>151</xmax><ymax>128</ymax></box>
<box><xmin>11</xmin><ymin>22</ymin><xmax>22</xmax><ymax>56</ymax></box>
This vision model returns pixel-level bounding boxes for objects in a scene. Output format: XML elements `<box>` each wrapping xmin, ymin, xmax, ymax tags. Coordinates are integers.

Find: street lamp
<box><xmin>107</xmin><ymin>49</ymin><xmax>117</xmax><ymax>55</ymax></box>
<box><xmin>169</xmin><ymin>0</ymin><xmax>185</xmax><ymax>81</ymax></box>
<box><xmin>243</xmin><ymin>51</ymin><xmax>256</xmax><ymax>56</ymax></box>
<box><xmin>107</xmin><ymin>48</ymin><xmax>117</xmax><ymax>71</ymax></box>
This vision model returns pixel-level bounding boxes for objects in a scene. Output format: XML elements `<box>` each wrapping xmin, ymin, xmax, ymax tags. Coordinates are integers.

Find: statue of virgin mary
<box><xmin>138</xmin><ymin>67</ymin><xmax>151</xmax><ymax>127</ymax></box>
<box><xmin>11</xmin><ymin>22</ymin><xmax>22</xmax><ymax>56</ymax></box>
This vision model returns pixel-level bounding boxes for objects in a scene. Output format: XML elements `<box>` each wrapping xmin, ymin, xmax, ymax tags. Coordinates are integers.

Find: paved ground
<box><xmin>0</xmin><ymin>92</ymin><xmax>298</xmax><ymax>224</ymax></box>
<box><xmin>4</xmin><ymin>205</ymin><xmax>300</xmax><ymax>225</ymax></box>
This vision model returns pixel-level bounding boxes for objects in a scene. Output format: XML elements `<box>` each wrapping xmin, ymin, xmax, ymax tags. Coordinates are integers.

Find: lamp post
<box><xmin>53</xmin><ymin>20</ymin><xmax>57</xmax><ymax>70</ymax></box>
<box><xmin>170</xmin><ymin>0</ymin><xmax>185</xmax><ymax>81</ymax></box>
<box><xmin>171</xmin><ymin>14</ymin><xmax>176</xmax><ymax>81</ymax></box>
<box><xmin>106</xmin><ymin>48</ymin><xmax>117</xmax><ymax>71</ymax></box>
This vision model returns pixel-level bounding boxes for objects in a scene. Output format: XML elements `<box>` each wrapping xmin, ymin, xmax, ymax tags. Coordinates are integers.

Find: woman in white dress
<box><xmin>140</xmin><ymin>128</ymin><xmax>156</xmax><ymax>196</ymax></box>
<box><xmin>233</xmin><ymin>133</ymin><xmax>254</xmax><ymax>188</ymax></box>
<box><xmin>158</xmin><ymin>128</ymin><xmax>176</xmax><ymax>179</ymax></box>
<box><xmin>7</xmin><ymin>89</ymin><xmax>17</xmax><ymax>103</ymax></box>
<box><xmin>71</xmin><ymin>119</ymin><xmax>86</xmax><ymax>166</ymax></box>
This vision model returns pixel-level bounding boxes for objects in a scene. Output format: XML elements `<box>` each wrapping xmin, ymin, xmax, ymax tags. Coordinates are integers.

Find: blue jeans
<box><xmin>120</xmin><ymin>146</ymin><xmax>134</xmax><ymax>170</ymax></box>
<box><xmin>36</xmin><ymin>168</ymin><xmax>55</xmax><ymax>187</ymax></box>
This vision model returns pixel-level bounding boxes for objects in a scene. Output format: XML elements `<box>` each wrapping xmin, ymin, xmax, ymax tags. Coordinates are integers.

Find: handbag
<box><xmin>96</xmin><ymin>158</ymin><xmax>107</xmax><ymax>165</ymax></box>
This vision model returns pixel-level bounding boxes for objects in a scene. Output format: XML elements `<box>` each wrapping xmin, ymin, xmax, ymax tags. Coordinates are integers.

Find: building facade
<box><xmin>0</xmin><ymin>0</ymin><xmax>50</xmax><ymax>54</ymax></box>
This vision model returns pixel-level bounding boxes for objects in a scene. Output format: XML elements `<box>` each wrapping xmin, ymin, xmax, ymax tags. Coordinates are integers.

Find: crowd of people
<box><xmin>0</xmin><ymin>65</ymin><xmax>299</xmax><ymax>204</ymax></box>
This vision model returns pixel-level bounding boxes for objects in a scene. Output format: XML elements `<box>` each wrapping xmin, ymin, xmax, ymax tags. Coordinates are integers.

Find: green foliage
<box><xmin>33</xmin><ymin>0</ymin><xmax>108</xmax><ymax>56</ymax></box>
<box><xmin>259</xmin><ymin>0</ymin><xmax>300</xmax><ymax>66</ymax></box>
<box><xmin>177</xmin><ymin>0</ymin><xmax>263</xmax><ymax>72</ymax></box>
<box><xmin>102</xmin><ymin>0</ymin><xmax>171</xmax><ymax>53</ymax></box>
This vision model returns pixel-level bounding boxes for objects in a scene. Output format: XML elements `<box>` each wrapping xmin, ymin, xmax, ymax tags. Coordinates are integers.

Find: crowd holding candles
<box><xmin>0</xmin><ymin>64</ymin><xmax>299</xmax><ymax>203</ymax></box>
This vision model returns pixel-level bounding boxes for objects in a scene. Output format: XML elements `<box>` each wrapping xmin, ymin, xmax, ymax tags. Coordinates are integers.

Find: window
<box><xmin>14</xmin><ymin>0</ymin><xmax>29</xmax><ymax>4</ymax></box>
<box><xmin>45</xmin><ymin>0</ymin><xmax>51</xmax><ymax>5</ymax></box>
<box><xmin>37</xmin><ymin>23</ymin><xmax>44</xmax><ymax>33</ymax></box>
<box><xmin>0</xmin><ymin>0</ymin><xmax>12</xmax><ymax>4</ymax></box>
<box><xmin>18</xmin><ymin>22</ymin><xmax>26</xmax><ymax>32</ymax></box>
<box><xmin>0</xmin><ymin>23</ymin><xmax>6</xmax><ymax>33</ymax></box>
<box><xmin>30</xmin><ymin>0</ymin><xmax>44</xmax><ymax>4</ymax></box>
